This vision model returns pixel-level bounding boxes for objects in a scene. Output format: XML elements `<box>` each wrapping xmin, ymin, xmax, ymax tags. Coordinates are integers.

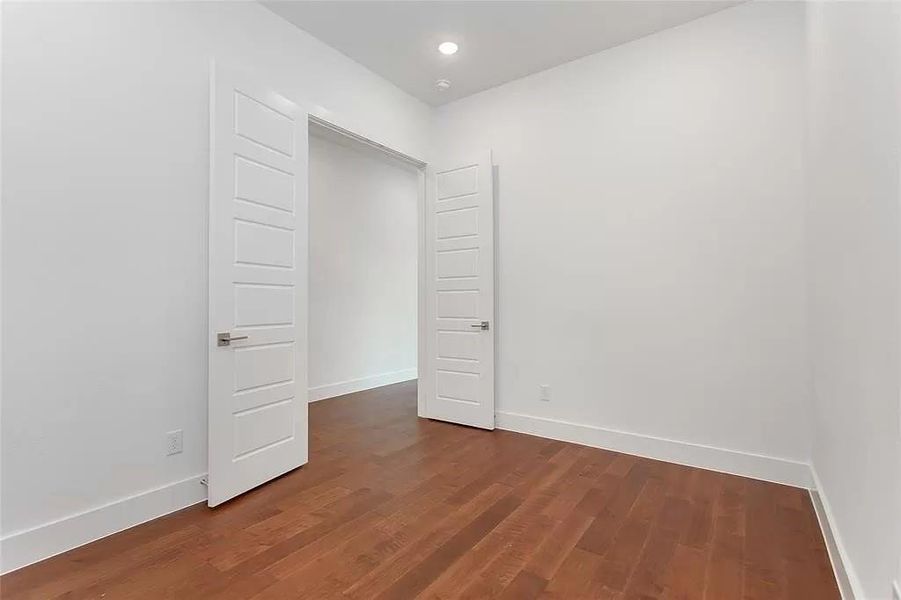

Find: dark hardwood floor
<box><xmin>1</xmin><ymin>380</ymin><xmax>839</xmax><ymax>599</ymax></box>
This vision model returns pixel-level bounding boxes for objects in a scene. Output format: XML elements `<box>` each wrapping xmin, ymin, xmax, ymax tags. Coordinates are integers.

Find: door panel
<box><xmin>437</xmin><ymin>330</ymin><xmax>479</xmax><ymax>361</ymax></box>
<box><xmin>234</xmin><ymin>221</ymin><xmax>294</xmax><ymax>268</ymax></box>
<box><xmin>234</xmin><ymin>92</ymin><xmax>296</xmax><ymax>155</ymax></box>
<box><xmin>234</xmin><ymin>343</ymin><xmax>295</xmax><ymax>391</ymax></box>
<box><xmin>209</xmin><ymin>66</ymin><xmax>308</xmax><ymax>507</ymax></box>
<box><xmin>425</xmin><ymin>152</ymin><xmax>495</xmax><ymax>429</ymax></box>
<box><xmin>436</xmin><ymin>207</ymin><xmax>479</xmax><ymax>239</ymax></box>
<box><xmin>234</xmin><ymin>285</ymin><xmax>294</xmax><ymax>327</ymax></box>
<box><xmin>436</xmin><ymin>290</ymin><xmax>479</xmax><ymax>319</ymax></box>
<box><xmin>234</xmin><ymin>157</ymin><xmax>294</xmax><ymax>210</ymax></box>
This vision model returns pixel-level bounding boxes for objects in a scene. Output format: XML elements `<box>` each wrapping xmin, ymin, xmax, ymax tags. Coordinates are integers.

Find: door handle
<box><xmin>470</xmin><ymin>321</ymin><xmax>490</xmax><ymax>331</ymax></box>
<box><xmin>217</xmin><ymin>332</ymin><xmax>249</xmax><ymax>347</ymax></box>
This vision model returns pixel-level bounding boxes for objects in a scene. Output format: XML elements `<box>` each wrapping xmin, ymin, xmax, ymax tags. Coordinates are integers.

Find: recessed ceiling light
<box><xmin>436</xmin><ymin>79</ymin><xmax>451</xmax><ymax>91</ymax></box>
<box><xmin>438</xmin><ymin>41</ymin><xmax>458</xmax><ymax>56</ymax></box>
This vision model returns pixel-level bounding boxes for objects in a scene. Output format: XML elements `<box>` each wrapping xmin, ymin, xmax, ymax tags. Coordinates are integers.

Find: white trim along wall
<box><xmin>309</xmin><ymin>369</ymin><xmax>418</xmax><ymax>403</ymax></box>
<box><xmin>496</xmin><ymin>412</ymin><xmax>813</xmax><ymax>488</ymax></box>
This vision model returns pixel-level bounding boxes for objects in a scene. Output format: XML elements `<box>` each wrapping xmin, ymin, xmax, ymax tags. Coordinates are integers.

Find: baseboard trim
<box><xmin>495</xmin><ymin>411</ymin><xmax>813</xmax><ymax>488</ymax></box>
<box><xmin>809</xmin><ymin>468</ymin><xmax>864</xmax><ymax>600</ymax></box>
<box><xmin>308</xmin><ymin>368</ymin><xmax>417</xmax><ymax>402</ymax></box>
<box><xmin>0</xmin><ymin>473</ymin><xmax>207</xmax><ymax>575</ymax></box>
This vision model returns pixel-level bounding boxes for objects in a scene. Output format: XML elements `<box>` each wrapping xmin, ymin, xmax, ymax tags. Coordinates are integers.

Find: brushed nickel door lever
<box><xmin>217</xmin><ymin>332</ymin><xmax>249</xmax><ymax>346</ymax></box>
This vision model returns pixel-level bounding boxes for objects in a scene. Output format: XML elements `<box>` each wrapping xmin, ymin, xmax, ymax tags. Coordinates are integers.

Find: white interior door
<box><xmin>424</xmin><ymin>152</ymin><xmax>495</xmax><ymax>429</ymax></box>
<box><xmin>208</xmin><ymin>66</ymin><xmax>308</xmax><ymax>507</ymax></box>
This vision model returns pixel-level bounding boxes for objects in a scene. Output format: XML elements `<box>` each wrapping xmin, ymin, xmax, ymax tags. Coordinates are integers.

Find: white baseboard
<box><xmin>495</xmin><ymin>411</ymin><xmax>814</xmax><ymax>488</ymax></box>
<box><xmin>0</xmin><ymin>473</ymin><xmax>207</xmax><ymax>575</ymax></box>
<box><xmin>0</xmin><ymin>370</ymin><xmax>418</xmax><ymax>576</ymax></box>
<box><xmin>308</xmin><ymin>368</ymin><xmax>417</xmax><ymax>402</ymax></box>
<box><xmin>809</xmin><ymin>467</ymin><xmax>864</xmax><ymax>600</ymax></box>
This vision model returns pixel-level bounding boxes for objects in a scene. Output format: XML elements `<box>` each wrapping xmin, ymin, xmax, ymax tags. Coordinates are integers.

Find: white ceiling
<box><xmin>263</xmin><ymin>1</ymin><xmax>740</xmax><ymax>106</ymax></box>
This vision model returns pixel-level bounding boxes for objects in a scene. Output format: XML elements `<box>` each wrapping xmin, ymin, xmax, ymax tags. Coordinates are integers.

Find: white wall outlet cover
<box><xmin>539</xmin><ymin>385</ymin><xmax>551</xmax><ymax>401</ymax></box>
<box><xmin>166</xmin><ymin>430</ymin><xmax>184</xmax><ymax>456</ymax></box>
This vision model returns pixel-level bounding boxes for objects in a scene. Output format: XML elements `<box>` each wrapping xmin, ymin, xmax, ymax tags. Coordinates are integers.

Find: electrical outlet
<box><xmin>166</xmin><ymin>430</ymin><xmax>183</xmax><ymax>456</ymax></box>
<box><xmin>539</xmin><ymin>385</ymin><xmax>551</xmax><ymax>402</ymax></box>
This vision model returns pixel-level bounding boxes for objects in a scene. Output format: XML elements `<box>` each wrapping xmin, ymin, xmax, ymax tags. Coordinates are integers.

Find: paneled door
<box><xmin>208</xmin><ymin>66</ymin><xmax>308</xmax><ymax>506</ymax></box>
<box><xmin>424</xmin><ymin>152</ymin><xmax>495</xmax><ymax>429</ymax></box>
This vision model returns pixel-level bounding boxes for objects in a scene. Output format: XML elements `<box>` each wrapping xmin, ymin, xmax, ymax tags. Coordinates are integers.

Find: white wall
<box><xmin>0</xmin><ymin>0</ymin><xmax>429</xmax><ymax>571</ymax></box>
<box><xmin>308</xmin><ymin>131</ymin><xmax>418</xmax><ymax>400</ymax></box>
<box><xmin>805</xmin><ymin>3</ymin><xmax>901</xmax><ymax>598</ymax></box>
<box><xmin>431</xmin><ymin>2</ymin><xmax>812</xmax><ymax>481</ymax></box>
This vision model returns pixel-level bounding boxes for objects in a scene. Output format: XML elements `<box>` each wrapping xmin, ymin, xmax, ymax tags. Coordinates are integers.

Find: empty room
<box><xmin>1</xmin><ymin>1</ymin><xmax>899</xmax><ymax>599</ymax></box>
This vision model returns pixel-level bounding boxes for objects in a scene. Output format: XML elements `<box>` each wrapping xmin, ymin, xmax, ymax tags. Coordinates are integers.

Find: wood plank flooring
<box><xmin>0</xmin><ymin>380</ymin><xmax>840</xmax><ymax>599</ymax></box>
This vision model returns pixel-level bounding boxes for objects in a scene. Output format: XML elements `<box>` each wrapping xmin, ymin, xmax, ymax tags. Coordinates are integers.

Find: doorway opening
<box><xmin>307</xmin><ymin>118</ymin><xmax>423</xmax><ymax>418</ymax></box>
